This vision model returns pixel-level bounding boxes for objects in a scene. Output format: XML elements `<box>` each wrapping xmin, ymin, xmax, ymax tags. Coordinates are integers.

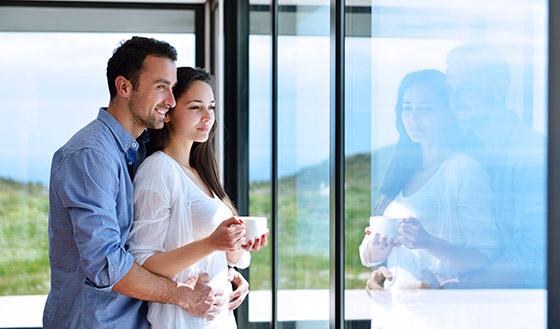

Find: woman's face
<box><xmin>167</xmin><ymin>80</ymin><xmax>215</xmax><ymax>143</ymax></box>
<box><xmin>401</xmin><ymin>83</ymin><xmax>451</xmax><ymax>145</ymax></box>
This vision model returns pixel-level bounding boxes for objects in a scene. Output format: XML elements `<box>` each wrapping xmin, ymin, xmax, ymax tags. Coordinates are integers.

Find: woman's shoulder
<box><xmin>443</xmin><ymin>152</ymin><xmax>490</xmax><ymax>185</ymax></box>
<box><xmin>445</xmin><ymin>152</ymin><xmax>485</xmax><ymax>171</ymax></box>
<box><xmin>134</xmin><ymin>151</ymin><xmax>181</xmax><ymax>185</ymax></box>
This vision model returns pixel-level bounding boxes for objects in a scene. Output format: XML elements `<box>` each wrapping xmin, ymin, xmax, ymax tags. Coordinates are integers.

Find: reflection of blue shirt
<box><xmin>43</xmin><ymin>108</ymin><xmax>149</xmax><ymax>329</ymax></box>
<box><xmin>467</xmin><ymin>110</ymin><xmax>546</xmax><ymax>288</ymax></box>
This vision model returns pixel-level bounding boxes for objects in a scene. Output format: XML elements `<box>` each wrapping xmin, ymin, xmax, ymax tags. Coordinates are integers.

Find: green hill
<box><xmin>248</xmin><ymin>148</ymin><xmax>394</xmax><ymax>290</ymax></box>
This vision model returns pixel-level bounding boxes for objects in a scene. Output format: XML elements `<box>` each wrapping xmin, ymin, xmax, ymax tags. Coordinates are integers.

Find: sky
<box><xmin>0</xmin><ymin>32</ymin><xmax>195</xmax><ymax>185</ymax></box>
<box><xmin>0</xmin><ymin>20</ymin><xmax>548</xmax><ymax>185</ymax></box>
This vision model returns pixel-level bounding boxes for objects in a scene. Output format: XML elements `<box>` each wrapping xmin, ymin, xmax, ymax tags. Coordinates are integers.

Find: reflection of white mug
<box><xmin>239</xmin><ymin>216</ymin><xmax>268</xmax><ymax>242</ymax></box>
<box><xmin>369</xmin><ymin>215</ymin><xmax>402</xmax><ymax>240</ymax></box>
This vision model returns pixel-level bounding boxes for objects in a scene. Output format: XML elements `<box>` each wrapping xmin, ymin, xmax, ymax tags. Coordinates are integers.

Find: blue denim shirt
<box><xmin>43</xmin><ymin>108</ymin><xmax>150</xmax><ymax>329</ymax></box>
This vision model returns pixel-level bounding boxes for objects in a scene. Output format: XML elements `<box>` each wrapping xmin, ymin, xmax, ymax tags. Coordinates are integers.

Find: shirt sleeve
<box><xmin>55</xmin><ymin>148</ymin><xmax>134</xmax><ymax>291</ymax></box>
<box><xmin>128</xmin><ymin>157</ymin><xmax>174</xmax><ymax>266</ymax></box>
<box><xmin>506</xmin><ymin>146</ymin><xmax>546</xmax><ymax>280</ymax></box>
<box><xmin>358</xmin><ymin>234</ymin><xmax>386</xmax><ymax>268</ymax></box>
<box><xmin>228</xmin><ymin>250</ymin><xmax>251</xmax><ymax>269</ymax></box>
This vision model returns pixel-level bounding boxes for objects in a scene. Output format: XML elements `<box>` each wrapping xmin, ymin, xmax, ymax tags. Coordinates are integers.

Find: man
<box><xmin>43</xmin><ymin>36</ymin><xmax>250</xmax><ymax>328</ymax></box>
<box><xmin>445</xmin><ymin>44</ymin><xmax>546</xmax><ymax>288</ymax></box>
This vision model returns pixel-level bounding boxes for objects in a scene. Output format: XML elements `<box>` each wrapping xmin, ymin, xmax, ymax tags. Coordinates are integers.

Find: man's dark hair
<box><xmin>106</xmin><ymin>36</ymin><xmax>177</xmax><ymax>100</ymax></box>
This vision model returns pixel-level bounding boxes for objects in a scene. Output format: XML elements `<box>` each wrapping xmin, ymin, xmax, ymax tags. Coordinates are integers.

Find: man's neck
<box><xmin>107</xmin><ymin>102</ymin><xmax>144</xmax><ymax>138</ymax></box>
<box><xmin>475</xmin><ymin>108</ymin><xmax>516</xmax><ymax>146</ymax></box>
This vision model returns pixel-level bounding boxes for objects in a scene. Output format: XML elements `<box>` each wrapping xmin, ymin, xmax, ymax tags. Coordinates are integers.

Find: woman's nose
<box><xmin>202</xmin><ymin>108</ymin><xmax>213</xmax><ymax>122</ymax></box>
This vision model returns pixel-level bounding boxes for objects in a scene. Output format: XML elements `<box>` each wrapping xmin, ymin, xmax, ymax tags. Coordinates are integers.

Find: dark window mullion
<box><xmin>330</xmin><ymin>0</ymin><xmax>345</xmax><ymax>329</ymax></box>
<box><xmin>271</xmin><ymin>0</ymin><xmax>279</xmax><ymax>328</ymax></box>
<box><xmin>548</xmin><ymin>0</ymin><xmax>559</xmax><ymax>328</ymax></box>
<box><xmin>194</xmin><ymin>5</ymin><xmax>205</xmax><ymax>68</ymax></box>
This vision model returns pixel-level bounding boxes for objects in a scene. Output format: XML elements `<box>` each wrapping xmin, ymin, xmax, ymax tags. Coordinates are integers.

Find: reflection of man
<box><xmin>445</xmin><ymin>44</ymin><xmax>546</xmax><ymax>288</ymax></box>
<box><xmin>43</xmin><ymin>37</ymin><xmax>249</xmax><ymax>329</ymax></box>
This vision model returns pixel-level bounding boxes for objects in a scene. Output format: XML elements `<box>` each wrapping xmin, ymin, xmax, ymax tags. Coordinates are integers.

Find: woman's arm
<box><xmin>398</xmin><ymin>217</ymin><xmax>490</xmax><ymax>274</ymax></box>
<box><xmin>143</xmin><ymin>217</ymin><xmax>246</xmax><ymax>279</ymax></box>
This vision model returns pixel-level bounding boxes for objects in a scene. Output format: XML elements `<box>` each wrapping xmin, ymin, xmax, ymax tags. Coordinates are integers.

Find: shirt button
<box><xmin>128</xmin><ymin>162</ymin><xmax>133</xmax><ymax>165</ymax></box>
<box><xmin>132</xmin><ymin>143</ymin><xmax>137</xmax><ymax>148</ymax></box>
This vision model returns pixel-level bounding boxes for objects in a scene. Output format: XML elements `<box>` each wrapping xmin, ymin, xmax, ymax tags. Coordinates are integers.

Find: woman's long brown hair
<box><xmin>145</xmin><ymin>67</ymin><xmax>237</xmax><ymax>214</ymax></box>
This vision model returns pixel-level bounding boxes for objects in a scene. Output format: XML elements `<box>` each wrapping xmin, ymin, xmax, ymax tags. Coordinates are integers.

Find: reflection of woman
<box><xmin>359</xmin><ymin>70</ymin><xmax>499</xmax><ymax>291</ymax></box>
<box><xmin>128</xmin><ymin>67</ymin><xmax>267</xmax><ymax>328</ymax></box>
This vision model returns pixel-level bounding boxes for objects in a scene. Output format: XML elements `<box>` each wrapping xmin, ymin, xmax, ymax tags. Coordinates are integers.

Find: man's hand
<box><xmin>176</xmin><ymin>273</ymin><xmax>224</xmax><ymax>320</ymax></box>
<box><xmin>366</xmin><ymin>267</ymin><xmax>393</xmax><ymax>291</ymax></box>
<box><xmin>366</xmin><ymin>266</ymin><xmax>394</xmax><ymax>299</ymax></box>
<box><xmin>228</xmin><ymin>268</ymin><xmax>249</xmax><ymax>310</ymax></box>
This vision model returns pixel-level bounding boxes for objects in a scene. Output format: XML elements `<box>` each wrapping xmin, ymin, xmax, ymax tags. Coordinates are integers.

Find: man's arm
<box><xmin>113</xmin><ymin>263</ymin><xmax>222</xmax><ymax>319</ymax></box>
<box><xmin>57</xmin><ymin>150</ymin><xmax>220</xmax><ymax>318</ymax></box>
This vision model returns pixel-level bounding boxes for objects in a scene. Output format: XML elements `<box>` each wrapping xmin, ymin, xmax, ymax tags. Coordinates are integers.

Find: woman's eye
<box><xmin>418</xmin><ymin>106</ymin><xmax>434</xmax><ymax>112</ymax></box>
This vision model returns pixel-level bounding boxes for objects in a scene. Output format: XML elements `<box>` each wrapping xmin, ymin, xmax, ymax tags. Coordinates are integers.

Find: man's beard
<box><xmin>128</xmin><ymin>92</ymin><xmax>165</xmax><ymax>130</ymax></box>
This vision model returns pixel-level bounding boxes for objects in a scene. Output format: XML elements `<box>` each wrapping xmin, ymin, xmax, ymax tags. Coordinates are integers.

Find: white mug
<box><xmin>239</xmin><ymin>216</ymin><xmax>268</xmax><ymax>242</ymax></box>
<box><xmin>369</xmin><ymin>215</ymin><xmax>402</xmax><ymax>240</ymax></box>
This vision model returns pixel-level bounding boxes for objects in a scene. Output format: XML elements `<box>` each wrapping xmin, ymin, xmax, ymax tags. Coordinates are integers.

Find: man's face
<box><xmin>446</xmin><ymin>63</ymin><xmax>492</xmax><ymax>133</ymax></box>
<box><xmin>128</xmin><ymin>55</ymin><xmax>177</xmax><ymax>130</ymax></box>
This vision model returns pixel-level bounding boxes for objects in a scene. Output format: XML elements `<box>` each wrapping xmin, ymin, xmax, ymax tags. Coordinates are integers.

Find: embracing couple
<box><xmin>43</xmin><ymin>36</ymin><xmax>268</xmax><ymax>329</ymax></box>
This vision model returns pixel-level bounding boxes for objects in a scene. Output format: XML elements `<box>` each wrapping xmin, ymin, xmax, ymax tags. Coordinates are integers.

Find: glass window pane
<box><xmin>345</xmin><ymin>1</ymin><xmax>547</xmax><ymax>328</ymax></box>
<box><xmin>248</xmin><ymin>0</ymin><xmax>273</xmax><ymax>326</ymax></box>
<box><xmin>277</xmin><ymin>2</ymin><xmax>330</xmax><ymax>327</ymax></box>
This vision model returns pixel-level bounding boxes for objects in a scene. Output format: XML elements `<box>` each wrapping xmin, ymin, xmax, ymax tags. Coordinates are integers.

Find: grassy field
<box><xmin>0</xmin><ymin>178</ymin><xmax>50</xmax><ymax>295</ymax></box>
<box><xmin>0</xmin><ymin>150</ymin><xmax>391</xmax><ymax>294</ymax></box>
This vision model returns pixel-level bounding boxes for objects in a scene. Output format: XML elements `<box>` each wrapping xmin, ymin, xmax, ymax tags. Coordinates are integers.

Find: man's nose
<box><xmin>166</xmin><ymin>88</ymin><xmax>176</xmax><ymax>108</ymax></box>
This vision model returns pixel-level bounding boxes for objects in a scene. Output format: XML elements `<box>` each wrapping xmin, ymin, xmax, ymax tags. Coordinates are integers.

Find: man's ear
<box><xmin>115</xmin><ymin>76</ymin><xmax>133</xmax><ymax>99</ymax></box>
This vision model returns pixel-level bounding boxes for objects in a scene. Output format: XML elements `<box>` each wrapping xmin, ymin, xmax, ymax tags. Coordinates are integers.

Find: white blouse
<box><xmin>359</xmin><ymin>152</ymin><xmax>499</xmax><ymax>288</ymax></box>
<box><xmin>128</xmin><ymin>151</ymin><xmax>249</xmax><ymax>329</ymax></box>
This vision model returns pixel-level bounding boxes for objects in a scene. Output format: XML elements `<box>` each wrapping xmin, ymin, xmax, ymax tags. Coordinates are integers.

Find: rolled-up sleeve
<box><xmin>56</xmin><ymin>148</ymin><xmax>134</xmax><ymax>290</ymax></box>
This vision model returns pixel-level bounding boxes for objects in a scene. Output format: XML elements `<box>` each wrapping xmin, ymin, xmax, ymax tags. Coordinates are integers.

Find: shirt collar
<box><xmin>97</xmin><ymin>107</ymin><xmax>141</xmax><ymax>154</ymax></box>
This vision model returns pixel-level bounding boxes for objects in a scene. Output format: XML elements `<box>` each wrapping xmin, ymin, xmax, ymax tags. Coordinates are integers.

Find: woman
<box><xmin>359</xmin><ymin>69</ymin><xmax>499</xmax><ymax>291</ymax></box>
<box><xmin>128</xmin><ymin>67</ymin><xmax>267</xmax><ymax>328</ymax></box>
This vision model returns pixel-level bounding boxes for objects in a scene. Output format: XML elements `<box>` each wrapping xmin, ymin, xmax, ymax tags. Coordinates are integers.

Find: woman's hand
<box><xmin>242</xmin><ymin>230</ymin><xmax>269</xmax><ymax>252</ymax></box>
<box><xmin>360</xmin><ymin>227</ymin><xmax>399</xmax><ymax>264</ymax></box>
<box><xmin>228</xmin><ymin>268</ymin><xmax>249</xmax><ymax>310</ymax></box>
<box><xmin>365</xmin><ymin>227</ymin><xmax>401</xmax><ymax>249</ymax></box>
<box><xmin>397</xmin><ymin>217</ymin><xmax>434</xmax><ymax>249</ymax></box>
<box><xmin>207</xmin><ymin>217</ymin><xmax>246</xmax><ymax>251</ymax></box>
